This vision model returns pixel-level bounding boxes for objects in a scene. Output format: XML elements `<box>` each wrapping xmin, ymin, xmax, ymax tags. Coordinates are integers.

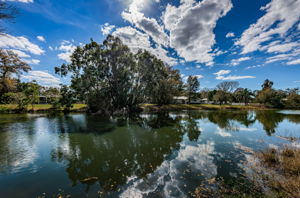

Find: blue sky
<box><xmin>0</xmin><ymin>0</ymin><xmax>300</xmax><ymax>90</ymax></box>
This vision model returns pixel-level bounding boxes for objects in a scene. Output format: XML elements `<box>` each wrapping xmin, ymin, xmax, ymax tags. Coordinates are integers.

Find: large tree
<box><xmin>0</xmin><ymin>49</ymin><xmax>31</xmax><ymax>94</ymax></box>
<box><xmin>215</xmin><ymin>81</ymin><xmax>239</xmax><ymax>104</ymax></box>
<box><xmin>186</xmin><ymin>75</ymin><xmax>200</xmax><ymax>103</ymax></box>
<box><xmin>234</xmin><ymin>88</ymin><xmax>253</xmax><ymax>105</ymax></box>
<box><xmin>216</xmin><ymin>81</ymin><xmax>239</xmax><ymax>92</ymax></box>
<box><xmin>55</xmin><ymin>35</ymin><xmax>182</xmax><ymax>115</ymax></box>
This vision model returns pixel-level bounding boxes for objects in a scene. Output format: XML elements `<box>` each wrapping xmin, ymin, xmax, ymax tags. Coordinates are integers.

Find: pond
<box><xmin>0</xmin><ymin>110</ymin><xmax>300</xmax><ymax>197</ymax></box>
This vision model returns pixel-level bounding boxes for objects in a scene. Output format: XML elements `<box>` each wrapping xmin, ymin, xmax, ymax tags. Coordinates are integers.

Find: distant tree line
<box><xmin>199</xmin><ymin>79</ymin><xmax>300</xmax><ymax>109</ymax></box>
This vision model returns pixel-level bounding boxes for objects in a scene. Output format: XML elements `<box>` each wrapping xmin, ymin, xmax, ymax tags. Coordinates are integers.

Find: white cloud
<box><xmin>36</xmin><ymin>36</ymin><xmax>46</xmax><ymax>42</ymax></box>
<box><xmin>266</xmin><ymin>42</ymin><xmax>298</xmax><ymax>53</ymax></box>
<box><xmin>21</xmin><ymin>71</ymin><xmax>61</xmax><ymax>87</ymax></box>
<box><xmin>287</xmin><ymin>59</ymin><xmax>300</xmax><ymax>65</ymax></box>
<box><xmin>113</xmin><ymin>0</ymin><xmax>233</xmax><ymax>66</ymax></box>
<box><xmin>5</xmin><ymin>0</ymin><xmax>33</xmax><ymax>3</ymax></box>
<box><xmin>23</xmin><ymin>59</ymin><xmax>40</xmax><ymax>65</ymax></box>
<box><xmin>226</xmin><ymin>32</ymin><xmax>235</xmax><ymax>38</ymax></box>
<box><xmin>100</xmin><ymin>23</ymin><xmax>115</xmax><ymax>35</ymax></box>
<box><xmin>9</xmin><ymin>49</ymin><xmax>30</xmax><ymax>58</ymax></box>
<box><xmin>231</xmin><ymin>56</ymin><xmax>251</xmax><ymax>66</ymax></box>
<box><xmin>195</xmin><ymin>74</ymin><xmax>204</xmax><ymax>79</ymax></box>
<box><xmin>266</xmin><ymin>48</ymin><xmax>300</xmax><ymax>64</ymax></box>
<box><xmin>0</xmin><ymin>34</ymin><xmax>44</xmax><ymax>55</ymax></box>
<box><xmin>122</xmin><ymin>0</ymin><xmax>168</xmax><ymax>46</ymax></box>
<box><xmin>214</xmin><ymin>70</ymin><xmax>231</xmax><ymax>76</ymax></box>
<box><xmin>214</xmin><ymin>70</ymin><xmax>255</xmax><ymax>80</ymax></box>
<box><xmin>57</xmin><ymin>40</ymin><xmax>76</xmax><ymax>63</ymax></box>
<box><xmin>236</xmin><ymin>0</ymin><xmax>300</xmax><ymax>54</ymax></box>
<box><xmin>245</xmin><ymin>64</ymin><xmax>264</xmax><ymax>70</ymax></box>
<box><xmin>113</xmin><ymin>26</ymin><xmax>177</xmax><ymax>65</ymax></box>
<box><xmin>163</xmin><ymin>0</ymin><xmax>232</xmax><ymax>65</ymax></box>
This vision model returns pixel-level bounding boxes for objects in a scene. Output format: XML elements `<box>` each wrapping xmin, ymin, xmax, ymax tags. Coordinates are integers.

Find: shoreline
<box><xmin>1</xmin><ymin>103</ymin><xmax>297</xmax><ymax>114</ymax></box>
<box><xmin>139</xmin><ymin>103</ymin><xmax>272</xmax><ymax>112</ymax></box>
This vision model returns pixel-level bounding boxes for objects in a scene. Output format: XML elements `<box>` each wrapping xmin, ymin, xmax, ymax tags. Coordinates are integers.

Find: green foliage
<box><xmin>23</xmin><ymin>81</ymin><xmax>40</xmax><ymax>110</ymax></box>
<box><xmin>234</xmin><ymin>88</ymin><xmax>254</xmax><ymax>104</ymax></box>
<box><xmin>186</xmin><ymin>75</ymin><xmax>200</xmax><ymax>103</ymax></box>
<box><xmin>0</xmin><ymin>92</ymin><xmax>15</xmax><ymax>104</ymax></box>
<box><xmin>213</xmin><ymin>90</ymin><xmax>230</xmax><ymax>105</ymax></box>
<box><xmin>285</xmin><ymin>88</ymin><xmax>300</xmax><ymax>109</ymax></box>
<box><xmin>10</xmin><ymin>92</ymin><xmax>28</xmax><ymax>110</ymax></box>
<box><xmin>0</xmin><ymin>49</ymin><xmax>30</xmax><ymax>94</ymax></box>
<box><xmin>58</xmin><ymin>85</ymin><xmax>76</xmax><ymax>111</ymax></box>
<box><xmin>256</xmin><ymin>89</ymin><xmax>285</xmax><ymax>108</ymax></box>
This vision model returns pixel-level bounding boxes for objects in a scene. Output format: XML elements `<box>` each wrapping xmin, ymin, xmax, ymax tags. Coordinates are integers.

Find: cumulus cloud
<box><xmin>112</xmin><ymin>0</ymin><xmax>233</xmax><ymax>66</ymax></box>
<box><xmin>236</xmin><ymin>0</ymin><xmax>300</xmax><ymax>55</ymax></box>
<box><xmin>214</xmin><ymin>70</ymin><xmax>255</xmax><ymax>80</ymax></box>
<box><xmin>57</xmin><ymin>40</ymin><xmax>76</xmax><ymax>63</ymax></box>
<box><xmin>226</xmin><ymin>32</ymin><xmax>235</xmax><ymax>38</ymax></box>
<box><xmin>100</xmin><ymin>23</ymin><xmax>115</xmax><ymax>35</ymax></box>
<box><xmin>0</xmin><ymin>34</ymin><xmax>44</xmax><ymax>55</ymax></box>
<box><xmin>231</xmin><ymin>56</ymin><xmax>251</xmax><ymax>66</ymax></box>
<box><xmin>163</xmin><ymin>0</ymin><xmax>232</xmax><ymax>65</ymax></box>
<box><xmin>21</xmin><ymin>71</ymin><xmax>61</xmax><ymax>87</ymax></box>
<box><xmin>122</xmin><ymin>0</ymin><xmax>168</xmax><ymax>46</ymax></box>
<box><xmin>113</xmin><ymin>26</ymin><xmax>177</xmax><ymax>65</ymax></box>
<box><xmin>37</xmin><ymin>36</ymin><xmax>46</xmax><ymax>42</ymax></box>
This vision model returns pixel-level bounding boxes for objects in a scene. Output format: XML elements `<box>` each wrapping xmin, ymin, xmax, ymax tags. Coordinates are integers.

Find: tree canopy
<box><xmin>55</xmin><ymin>35</ymin><xmax>182</xmax><ymax>115</ymax></box>
<box><xmin>0</xmin><ymin>49</ymin><xmax>31</xmax><ymax>93</ymax></box>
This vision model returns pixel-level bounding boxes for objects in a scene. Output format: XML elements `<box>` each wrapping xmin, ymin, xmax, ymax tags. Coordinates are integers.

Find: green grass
<box><xmin>0</xmin><ymin>104</ymin><xmax>87</xmax><ymax>112</ymax></box>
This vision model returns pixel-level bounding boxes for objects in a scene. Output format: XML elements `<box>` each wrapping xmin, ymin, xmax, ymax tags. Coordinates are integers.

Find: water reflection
<box><xmin>0</xmin><ymin>110</ymin><xmax>300</xmax><ymax>197</ymax></box>
<box><xmin>51</xmin><ymin>113</ymin><xmax>184</xmax><ymax>193</ymax></box>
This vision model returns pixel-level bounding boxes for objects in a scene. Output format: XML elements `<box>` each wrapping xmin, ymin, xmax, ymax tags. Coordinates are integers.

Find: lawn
<box><xmin>0</xmin><ymin>104</ymin><xmax>87</xmax><ymax>112</ymax></box>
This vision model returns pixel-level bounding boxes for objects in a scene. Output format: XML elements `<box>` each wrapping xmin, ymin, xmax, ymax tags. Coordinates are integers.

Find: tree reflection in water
<box><xmin>1</xmin><ymin>110</ymin><xmax>299</xmax><ymax>196</ymax></box>
<box><xmin>50</xmin><ymin>113</ymin><xmax>185</xmax><ymax>192</ymax></box>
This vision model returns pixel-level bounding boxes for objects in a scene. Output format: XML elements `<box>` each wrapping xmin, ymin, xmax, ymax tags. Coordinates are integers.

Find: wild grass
<box><xmin>254</xmin><ymin>146</ymin><xmax>300</xmax><ymax>197</ymax></box>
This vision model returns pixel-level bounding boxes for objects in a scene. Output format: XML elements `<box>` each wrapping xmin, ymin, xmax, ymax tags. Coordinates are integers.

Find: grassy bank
<box><xmin>140</xmin><ymin>103</ymin><xmax>267</xmax><ymax>112</ymax></box>
<box><xmin>0</xmin><ymin>103</ymin><xmax>271</xmax><ymax>114</ymax></box>
<box><xmin>0</xmin><ymin>104</ymin><xmax>87</xmax><ymax>113</ymax></box>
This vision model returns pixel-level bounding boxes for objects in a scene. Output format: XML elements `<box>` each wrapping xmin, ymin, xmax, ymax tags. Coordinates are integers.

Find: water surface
<box><xmin>0</xmin><ymin>110</ymin><xmax>300</xmax><ymax>197</ymax></box>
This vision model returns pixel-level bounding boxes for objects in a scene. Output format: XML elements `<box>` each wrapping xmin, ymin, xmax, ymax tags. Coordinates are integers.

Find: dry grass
<box><xmin>255</xmin><ymin>146</ymin><xmax>300</xmax><ymax>197</ymax></box>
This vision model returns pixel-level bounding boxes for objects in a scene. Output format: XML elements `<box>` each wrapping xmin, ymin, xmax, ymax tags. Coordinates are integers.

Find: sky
<box><xmin>0</xmin><ymin>0</ymin><xmax>300</xmax><ymax>90</ymax></box>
